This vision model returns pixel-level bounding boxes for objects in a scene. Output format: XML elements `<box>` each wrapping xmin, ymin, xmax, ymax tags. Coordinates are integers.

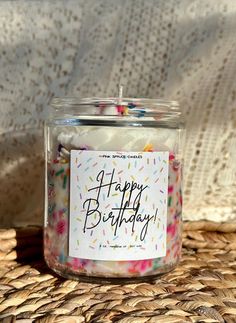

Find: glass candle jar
<box><xmin>44</xmin><ymin>97</ymin><xmax>184</xmax><ymax>280</ymax></box>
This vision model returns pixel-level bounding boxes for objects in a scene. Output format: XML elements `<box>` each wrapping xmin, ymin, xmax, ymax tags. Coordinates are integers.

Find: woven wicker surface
<box><xmin>0</xmin><ymin>222</ymin><xmax>236</xmax><ymax>323</ymax></box>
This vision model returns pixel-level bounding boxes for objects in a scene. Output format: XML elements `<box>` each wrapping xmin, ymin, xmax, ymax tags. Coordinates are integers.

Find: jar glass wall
<box><xmin>44</xmin><ymin>97</ymin><xmax>184</xmax><ymax>280</ymax></box>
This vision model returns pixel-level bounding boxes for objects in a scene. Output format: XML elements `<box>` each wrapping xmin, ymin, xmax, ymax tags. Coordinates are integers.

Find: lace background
<box><xmin>0</xmin><ymin>0</ymin><xmax>235</xmax><ymax>227</ymax></box>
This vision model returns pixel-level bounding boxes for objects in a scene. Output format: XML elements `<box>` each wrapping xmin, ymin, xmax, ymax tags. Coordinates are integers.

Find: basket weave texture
<box><xmin>0</xmin><ymin>221</ymin><xmax>236</xmax><ymax>323</ymax></box>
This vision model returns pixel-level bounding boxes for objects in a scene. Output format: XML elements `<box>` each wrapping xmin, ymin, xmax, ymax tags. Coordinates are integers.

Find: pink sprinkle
<box><xmin>169</xmin><ymin>153</ymin><xmax>175</xmax><ymax>161</ymax></box>
<box><xmin>71</xmin><ymin>258</ymin><xmax>80</xmax><ymax>270</ymax></box>
<box><xmin>168</xmin><ymin>186</ymin><xmax>174</xmax><ymax>193</ymax></box>
<box><xmin>53</xmin><ymin>159</ymin><xmax>59</xmax><ymax>164</ymax></box>
<box><xmin>56</xmin><ymin>219</ymin><xmax>67</xmax><ymax>235</ymax></box>
<box><xmin>167</xmin><ymin>223</ymin><xmax>176</xmax><ymax>237</ymax></box>
<box><xmin>116</xmin><ymin>105</ymin><xmax>125</xmax><ymax>114</ymax></box>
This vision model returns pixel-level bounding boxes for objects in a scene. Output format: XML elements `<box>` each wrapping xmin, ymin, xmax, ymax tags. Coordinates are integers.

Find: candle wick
<box><xmin>118</xmin><ymin>84</ymin><xmax>123</xmax><ymax>105</ymax></box>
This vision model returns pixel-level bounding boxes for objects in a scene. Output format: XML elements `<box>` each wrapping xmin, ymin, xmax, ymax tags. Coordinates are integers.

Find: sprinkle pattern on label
<box><xmin>69</xmin><ymin>150</ymin><xmax>169</xmax><ymax>261</ymax></box>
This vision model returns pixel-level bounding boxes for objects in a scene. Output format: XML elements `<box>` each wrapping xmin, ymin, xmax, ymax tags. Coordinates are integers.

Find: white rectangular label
<box><xmin>69</xmin><ymin>150</ymin><xmax>169</xmax><ymax>261</ymax></box>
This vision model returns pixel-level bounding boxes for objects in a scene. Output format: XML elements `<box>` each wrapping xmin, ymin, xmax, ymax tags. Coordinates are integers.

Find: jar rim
<box><xmin>50</xmin><ymin>97</ymin><xmax>180</xmax><ymax>115</ymax></box>
<box><xmin>49</xmin><ymin>97</ymin><xmax>184</xmax><ymax>129</ymax></box>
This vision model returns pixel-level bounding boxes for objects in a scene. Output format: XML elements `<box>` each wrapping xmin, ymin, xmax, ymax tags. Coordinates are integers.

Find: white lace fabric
<box><xmin>0</xmin><ymin>0</ymin><xmax>235</xmax><ymax>226</ymax></box>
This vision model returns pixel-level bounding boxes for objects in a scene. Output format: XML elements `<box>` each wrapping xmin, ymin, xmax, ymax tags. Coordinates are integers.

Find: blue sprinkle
<box><xmin>59</xmin><ymin>252</ymin><xmax>66</xmax><ymax>263</ymax></box>
<box><xmin>137</xmin><ymin>109</ymin><xmax>145</xmax><ymax>118</ymax></box>
<box><xmin>128</xmin><ymin>102</ymin><xmax>136</xmax><ymax>109</ymax></box>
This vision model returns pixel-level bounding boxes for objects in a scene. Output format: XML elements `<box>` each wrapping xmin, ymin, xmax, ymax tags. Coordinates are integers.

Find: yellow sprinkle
<box><xmin>60</xmin><ymin>159</ymin><xmax>68</xmax><ymax>164</ymax></box>
<box><xmin>124</xmin><ymin>107</ymin><xmax>129</xmax><ymax>115</ymax></box>
<box><xmin>143</xmin><ymin>144</ymin><xmax>153</xmax><ymax>152</ymax></box>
